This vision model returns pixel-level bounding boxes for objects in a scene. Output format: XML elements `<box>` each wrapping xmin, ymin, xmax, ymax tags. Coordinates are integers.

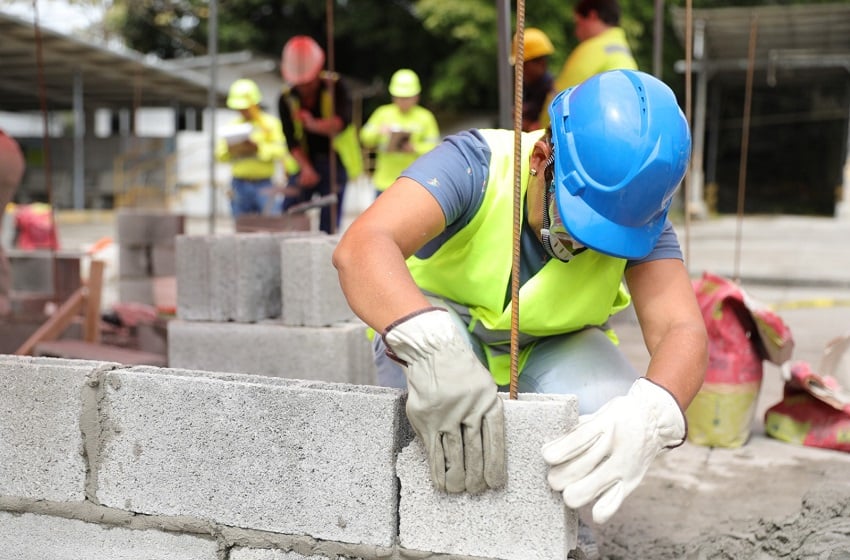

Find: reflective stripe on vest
<box><xmin>282</xmin><ymin>73</ymin><xmax>362</xmax><ymax>178</ymax></box>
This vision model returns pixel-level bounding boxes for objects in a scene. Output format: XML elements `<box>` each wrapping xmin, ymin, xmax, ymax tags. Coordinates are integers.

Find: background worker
<box><xmin>359</xmin><ymin>69</ymin><xmax>440</xmax><ymax>198</ymax></box>
<box><xmin>0</xmin><ymin>129</ymin><xmax>24</xmax><ymax>316</ymax></box>
<box><xmin>333</xmin><ymin>70</ymin><xmax>707</xmax><ymax>524</ymax></box>
<box><xmin>554</xmin><ymin>0</ymin><xmax>637</xmax><ymax>92</ymax></box>
<box><xmin>278</xmin><ymin>35</ymin><xmax>360</xmax><ymax>234</ymax></box>
<box><xmin>215</xmin><ymin>78</ymin><xmax>292</xmax><ymax>218</ymax></box>
<box><xmin>511</xmin><ymin>28</ymin><xmax>556</xmax><ymax>132</ymax></box>
<box><xmin>539</xmin><ymin>0</ymin><xmax>638</xmax><ymax>129</ymax></box>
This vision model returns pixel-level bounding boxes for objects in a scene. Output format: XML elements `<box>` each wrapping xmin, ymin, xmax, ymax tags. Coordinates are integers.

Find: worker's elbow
<box><xmin>331</xmin><ymin>236</ymin><xmax>353</xmax><ymax>276</ymax></box>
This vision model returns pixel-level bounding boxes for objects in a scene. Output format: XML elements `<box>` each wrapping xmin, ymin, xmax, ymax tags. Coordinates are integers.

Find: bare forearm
<box><xmin>333</xmin><ymin>231</ymin><xmax>431</xmax><ymax>332</ymax></box>
<box><xmin>643</xmin><ymin>322</ymin><xmax>707</xmax><ymax>410</ymax></box>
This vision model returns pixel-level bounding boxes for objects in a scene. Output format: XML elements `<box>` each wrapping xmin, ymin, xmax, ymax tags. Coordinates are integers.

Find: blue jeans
<box><xmin>230</xmin><ymin>177</ymin><xmax>280</xmax><ymax>217</ymax></box>
<box><xmin>373</xmin><ymin>301</ymin><xmax>638</xmax><ymax>415</ymax></box>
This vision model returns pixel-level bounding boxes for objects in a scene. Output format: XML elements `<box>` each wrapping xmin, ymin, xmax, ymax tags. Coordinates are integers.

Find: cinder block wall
<box><xmin>0</xmin><ymin>355</ymin><xmax>578</xmax><ymax>560</ymax></box>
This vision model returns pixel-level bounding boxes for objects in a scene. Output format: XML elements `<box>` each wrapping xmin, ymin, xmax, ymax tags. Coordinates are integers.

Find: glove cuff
<box><xmin>633</xmin><ymin>377</ymin><xmax>688</xmax><ymax>449</ymax></box>
<box><xmin>382</xmin><ymin>307</ymin><xmax>452</xmax><ymax>365</ymax></box>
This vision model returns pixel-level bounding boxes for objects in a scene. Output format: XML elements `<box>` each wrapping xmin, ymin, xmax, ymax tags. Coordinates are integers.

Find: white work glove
<box><xmin>383</xmin><ymin>307</ymin><xmax>506</xmax><ymax>494</ymax></box>
<box><xmin>542</xmin><ymin>377</ymin><xmax>686</xmax><ymax>524</ymax></box>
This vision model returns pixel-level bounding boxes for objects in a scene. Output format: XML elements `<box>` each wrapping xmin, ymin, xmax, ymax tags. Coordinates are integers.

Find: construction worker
<box><xmin>0</xmin><ymin>129</ymin><xmax>24</xmax><ymax>316</ymax></box>
<box><xmin>539</xmin><ymin>0</ymin><xmax>638</xmax><ymax>130</ymax></box>
<box><xmin>278</xmin><ymin>35</ymin><xmax>361</xmax><ymax>234</ymax></box>
<box><xmin>215</xmin><ymin>78</ymin><xmax>292</xmax><ymax>218</ymax></box>
<box><xmin>360</xmin><ymin>69</ymin><xmax>441</xmax><ymax>198</ymax></box>
<box><xmin>511</xmin><ymin>28</ymin><xmax>556</xmax><ymax>132</ymax></box>
<box><xmin>554</xmin><ymin>0</ymin><xmax>638</xmax><ymax>92</ymax></box>
<box><xmin>333</xmin><ymin>70</ymin><xmax>707</xmax><ymax>524</ymax></box>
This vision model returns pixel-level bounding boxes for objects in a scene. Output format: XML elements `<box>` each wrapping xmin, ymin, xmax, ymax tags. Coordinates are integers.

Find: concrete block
<box><xmin>119</xmin><ymin>277</ymin><xmax>155</xmax><ymax>305</ymax></box>
<box><xmin>176</xmin><ymin>234</ymin><xmax>210</xmax><ymax>321</ymax></box>
<box><xmin>208</xmin><ymin>234</ymin><xmax>238</xmax><ymax>321</ymax></box>
<box><xmin>232</xmin><ymin>233</ymin><xmax>283</xmax><ymax>322</ymax></box>
<box><xmin>116</xmin><ymin>210</ymin><xmax>185</xmax><ymax>246</ymax></box>
<box><xmin>167</xmin><ymin>320</ymin><xmax>376</xmax><ymax>385</ymax></box>
<box><xmin>119</xmin><ymin>245</ymin><xmax>151</xmax><ymax>278</ymax></box>
<box><xmin>176</xmin><ymin>232</ymin><xmax>321</xmax><ymax>323</ymax></box>
<box><xmin>8</xmin><ymin>249</ymin><xmax>82</xmax><ymax>298</ymax></box>
<box><xmin>281</xmin><ymin>235</ymin><xmax>354</xmax><ymax>327</ymax></box>
<box><xmin>96</xmin><ymin>368</ymin><xmax>405</xmax><ymax>546</ymax></box>
<box><xmin>397</xmin><ymin>393</ymin><xmax>579</xmax><ymax>560</ymax></box>
<box><xmin>150</xmin><ymin>242</ymin><xmax>176</xmax><ymax>276</ymax></box>
<box><xmin>0</xmin><ymin>512</ymin><xmax>218</xmax><ymax>560</ymax></box>
<box><xmin>0</xmin><ymin>355</ymin><xmax>110</xmax><ymax>501</ymax></box>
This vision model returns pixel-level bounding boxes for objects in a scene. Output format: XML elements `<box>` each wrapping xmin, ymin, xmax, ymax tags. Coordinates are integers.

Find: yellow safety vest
<box><xmin>406</xmin><ymin>129</ymin><xmax>631</xmax><ymax>384</ymax></box>
<box><xmin>282</xmin><ymin>72</ymin><xmax>363</xmax><ymax>179</ymax></box>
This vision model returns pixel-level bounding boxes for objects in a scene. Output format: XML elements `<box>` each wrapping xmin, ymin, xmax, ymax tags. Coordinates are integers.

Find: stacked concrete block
<box><xmin>0</xmin><ymin>512</ymin><xmax>218</xmax><ymax>560</ymax></box>
<box><xmin>171</xmin><ymin>232</ymin><xmax>376</xmax><ymax>385</ymax></box>
<box><xmin>398</xmin><ymin>393</ymin><xmax>579</xmax><ymax>560</ymax></box>
<box><xmin>167</xmin><ymin>319</ymin><xmax>374</xmax><ymax>384</ymax></box>
<box><xmin>176</xmin><ymin>232</ymin><xmax>304</xmax><ymax>323</ymax></box>
<box><xmin>281</xmin><ymin>235</ymin><xmax>354</xmax><ymax>327</ymax></box>
<box><xmin>7</xmin><ymin>249</ymin><xmax>84</xmax><ymax>316</ymax></box>
<box><xmin>0</xmin><ymin>355</ymin><xmax>582</xmax><ymax>560</ymax></box>
<box><xmin>96</xmin><ymin>366</ymin><xmax>406</xmax><ymax>546</ymax></box>
<box><xmin>116</xmin><ymin>210</ymin><xmax>185</xmax><ymax>308</ymax></box>
<box><xmin>0</xmin><ymin>355</ymin><xmax>111</xmax><ymax>502</ymax></box>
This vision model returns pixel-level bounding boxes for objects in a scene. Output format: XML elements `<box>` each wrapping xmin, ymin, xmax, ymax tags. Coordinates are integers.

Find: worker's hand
<box><xmin>296</xmin><ymin>164</ymin><xmax>321</xmax><ymax>189</ymax></box>
<box><xmin>542</xmin><ymin>377</ymin><xmax>686</xmax><ymax>524</ymax></box>
<box><xmin>383</xmin><ymin>307</ymin><xmax>506</xmax><ymax>494</ymax></box>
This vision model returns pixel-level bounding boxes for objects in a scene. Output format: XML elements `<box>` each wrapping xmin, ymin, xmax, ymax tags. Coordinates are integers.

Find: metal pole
<box><xmin>652</xmin><ymin>0</ymin><xmax>664</xmax><ymax>77</ymax></box>
<box><xmin>733</xmin><ymin>15</ymin><xmax>759</xmax><ymax>283</ymax></box>
<box><xmin>496</xmin><ymin>0</ymin><xmax>512</xmax><ymax>129</ymax></box>
<box><xmin>73</xmin><ymin>70</ymin><xmax>85</xmax><ymax>210</ymax></box>
<box><xmin>326</xmin><ymin>0</ymin><xmax>338</xmax><ymax>234</ymax></box>
<box><xmin>207</xmin><ymin>0</ymin><xmax>218</xmax><ymax>233</ymax></box>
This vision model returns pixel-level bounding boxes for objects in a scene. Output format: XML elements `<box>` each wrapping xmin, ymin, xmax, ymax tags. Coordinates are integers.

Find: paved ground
<box><xmin>600</xmin><ymin>215</ymin><xmax>850</xmax><ymax>559</ymax></box>
<box><xmin>51</xmin><ymin>208</ymin><xmax>850</xmax><ymax>559</ymax></box>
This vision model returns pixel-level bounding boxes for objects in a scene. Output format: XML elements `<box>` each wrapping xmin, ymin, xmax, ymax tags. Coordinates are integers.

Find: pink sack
<box><xmin>686</xmin><ymin>272</ymin><xmax>794</xmax><ymax>448</ymax></box>
<box><xmin>765</xmin><ymin>334</ymin><xmax>850</xmax><ymax>452</ymax></box>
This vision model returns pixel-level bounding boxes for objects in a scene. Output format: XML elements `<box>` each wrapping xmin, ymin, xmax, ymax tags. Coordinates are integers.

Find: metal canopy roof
<box><xmin>671</xmin><ymin>3</ymin><xmax>850</xmax><ymax>79</ymax></box>
<box><xmin>0</xmin><ymin>10</ymin><xmax>226</xmax><ymax>113</ymax></box>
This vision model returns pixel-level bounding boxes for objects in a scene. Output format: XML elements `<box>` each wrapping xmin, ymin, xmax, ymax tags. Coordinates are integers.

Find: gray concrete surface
<box><xmin>51</xmin><ymin>210</ymin><xmax>850</xmax><ymax>558</ymax></box>
<box><xmin>603</xmin><ymin>214</ymin><xmax>850</xmax><ymax>559</ymax></box>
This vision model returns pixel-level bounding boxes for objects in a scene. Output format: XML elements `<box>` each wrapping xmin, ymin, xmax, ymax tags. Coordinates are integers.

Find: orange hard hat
<box><xmin>511</xmin><ymin>28</ymin><xmax>555</xmax><ymax>65</ymax></box>
<box><xmin>280</xmin><ymin>36</ymin><xmax>325</xmax><ymax>85</ymax></box>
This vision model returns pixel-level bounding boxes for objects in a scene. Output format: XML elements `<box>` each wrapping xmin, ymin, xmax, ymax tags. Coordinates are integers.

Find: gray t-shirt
<box><xmin>401</xmin><ymin>129</ymin><xmax>683</xmax><ymax>286</ymax></box>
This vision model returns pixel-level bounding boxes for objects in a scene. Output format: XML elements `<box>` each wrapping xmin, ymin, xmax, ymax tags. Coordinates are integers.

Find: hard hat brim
<box><xmin>555</xmin><ymin>182</ymin><xmax>667</xmax><ymax>260</ymax></box>
<box><xmin>227</xmin><ymin>99</ymin><xmax>253</xmax><ymax>110</ymax></box>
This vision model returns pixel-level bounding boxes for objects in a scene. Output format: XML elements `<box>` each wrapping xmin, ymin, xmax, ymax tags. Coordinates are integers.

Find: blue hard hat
<box><xmin>547</xmin><ymin>69</ymin><xmax>691</xmax><ymax>259</ymax></box>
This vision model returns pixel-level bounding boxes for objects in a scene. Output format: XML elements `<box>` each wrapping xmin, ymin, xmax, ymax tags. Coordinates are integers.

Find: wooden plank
<box><xmin>14</xmin><ymin>287</ymin><xmax>85</xmax><ymax>356</ymax></box>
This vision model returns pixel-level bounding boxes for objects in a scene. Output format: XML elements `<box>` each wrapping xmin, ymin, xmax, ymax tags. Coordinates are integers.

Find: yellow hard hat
<box><xmin>388</xmin><ymin>69</ymin><xmax>421</xmax><ymax>98</ymax></box>
<box><xmin>511</xmin><ymin>27</ymin><xmax>555</xmax><ymax>64</ymax></box>
<box><xmin>227</xmin><ymin>79</ymin><xmax>261</xmax><ymax>110</ymax></box>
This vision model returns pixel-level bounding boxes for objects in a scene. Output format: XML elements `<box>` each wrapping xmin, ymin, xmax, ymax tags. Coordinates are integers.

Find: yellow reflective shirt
<box><xmin>360</xmin><ymin>103</ymin><xmax>441</xmax><ymax>191</ymax></box>
<box><xmin>539</xmin><ymin>27</ymin><xmax>638</xmax><ymax>128</ymax></box>
<box><xmin>215</xmin><ymin>111</ymin><xmax>295</xmax><ymax>179</ymax></box>
<box><xmin>554</xmin><ymin>27</ymin><xmax>638</xmax><ymax>91</ymax></box>
<box><xmin>405</xmin><ymin>129</ymin><xmax>630</xmax><ymax>384</ymax></box>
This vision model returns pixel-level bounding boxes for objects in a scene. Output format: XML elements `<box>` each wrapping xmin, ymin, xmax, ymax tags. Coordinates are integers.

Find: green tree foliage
<box><xmin>102</xmin><ymin>0</ymin><xmax>832</xmax><ymax>114</ymax></box>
